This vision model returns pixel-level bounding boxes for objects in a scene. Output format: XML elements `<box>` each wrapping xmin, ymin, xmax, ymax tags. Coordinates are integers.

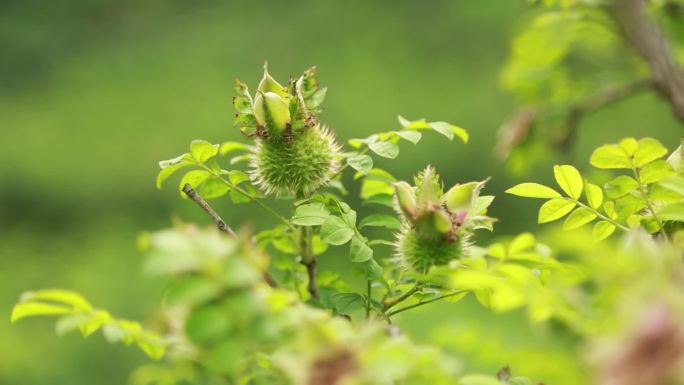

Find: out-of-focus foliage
<box><xmin>498</xmin><ymin>0</ymin><xmax>684</xmax><ymax>174</ymax></box>
<box><xmin>4</xmin><ymin>1</ymin><xmax>684</xmax><ymax>385</ymax></box>
<box><xmin>12</xmin><ymin>61</ymin><xmax>684</xmax><ymax>384</ymax></box>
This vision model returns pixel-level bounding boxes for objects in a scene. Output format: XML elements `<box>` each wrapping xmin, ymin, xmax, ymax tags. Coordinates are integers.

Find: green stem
<box><xmin>365</xmin><ymin>280</ymin><xmax>372</xmax><ymax>319</ymax></box>
<box><xmin>565</xmin><ymin>197</ymin><xmax>630</xmax><ymax>232</ymax></box>
<box><xmin>199</xmin><ymin>164</ymin><xmax>295</xmax><ymax>230</ymax></box>
<box><xmin>382</xmin><ymin>284</ymin><xmax>421</xmax><ymax>312</ymax></box>
<box><xmin>632</xmin><ymin>167</ymin><xmax>669</xmax><ymax>240</ymax></box>
<box><xmin>386</xmin><ymin>290</ymin><xmax>465</xmax><ymax>318</ymax></box>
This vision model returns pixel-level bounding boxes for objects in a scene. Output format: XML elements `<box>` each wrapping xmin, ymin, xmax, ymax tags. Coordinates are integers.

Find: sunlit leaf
<box><xmin>604</xmin><ymin>175</ymin><xmax>638</xmax><ymax>199</ymax></box>
<box><xmin>634</xmin><ymin>138</ymin><xmax>667</xmax><ymax>167</ymax></box>
<box><xmin>640</xmin><ymin>160</ymin><xmax>674</xmax><ymax>184</ymax></box>
<box><xmin>190</xmin><ymin>140</ymin><xmax>219</xmax><ymax>163</ymax></box>
<box><xmin>506</xmin><ymin>183</ymin><xmax>561</xmax><ymax>198</ymax></box>
<box><xmin>592</xmin><ymin>221</ymin><xmax>616</xmax><ymax>241</ymax></box>
<box><xmin>538</xmin><ymin>198</ymin><xmax>575</xmax><ymax>223</ymax></box>
<box><xmin>585</xmin><ymin>182</ymin><xmax>603</xmax><ymax>209</ymax></box>
<box><xmin>590</xmin><ymin>144</ymin><xmax>631</xmax><ymax>169</ymax></box>
<box><xmin>553</xmin><ymin>164</ymin><xmax>583</xmax><ymax>199</ymax></box>
<box><xmin>563</xmin><ymin>207</ymin><xmax>596</xmax><ymax>230</ymax></box>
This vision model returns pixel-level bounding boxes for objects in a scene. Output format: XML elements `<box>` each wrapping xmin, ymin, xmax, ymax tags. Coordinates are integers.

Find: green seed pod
<box><xmin>443</xmin><ymin>181</ymin><xmax>479</xmax><ymax>213</ymax></box>
<box><xmin>257</xmin><ymin>64</ymin><xmax>288</xmax><ymax>98</ymax></box>
<box><xmin>250</xmin><ymin>125</ymin><xmax>341</xmax><ymax>197</ymax></box>
<box><xmin>253</xmin><ymin>91</ymin><xmax>291</xmax><ymax>133</ymax></box>
<box><xmin>394</xmin><ymin>181</ymin><xmax>417</xmax><ymax>219</ymax></box>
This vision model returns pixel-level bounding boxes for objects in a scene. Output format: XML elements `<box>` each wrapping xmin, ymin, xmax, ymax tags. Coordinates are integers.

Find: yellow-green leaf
<box><xmin>585</xmin><ymin>182</ymin><xmax>603</xmax><ymax>209</ymax></box>
<box><xmin>590</xmin><ymin>144</ymin><xmax>632</xmax><ymax>169</ymax></box>
<box><xmin>11</xmin><ymin>302</ymin><xmax>72</xmax><ymax>323</ymax></box>
<box><xmin>553</xmin><ymin>164</ymin><xmax>583</xmax><ymax>199</ymax></box>
<box><xmin>538</xmin><ymin>199</ymin><xmax>575</xmax><ymax>223</ymax></box>
<box><xmin>634</xmin><ymin>138</ymin><xmax>668</xmax><ymax>167</ymax></box>
<box><xmin>563</xmin><ymin>207</ymin><xmax>597</xmax><ymax>230</ymax></box>
<box><xmin>592</xmin><ymin>221</ymin><xmax>616</xmax><ymax>242</ymax></box>
<box><xmin>505</xmin><ymin>183</ymin><xmax>561</xmax><ymax>199</ymax></box>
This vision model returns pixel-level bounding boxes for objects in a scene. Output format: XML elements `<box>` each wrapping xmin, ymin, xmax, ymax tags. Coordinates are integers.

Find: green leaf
<box><xmin>505</xmin><ymin>183</ymin><xmax>561</xmax><ymax>199</ymax></box>
<box><xmin>658</xmin><ymin>202</ymin><xmax>684</xmax><ymax>222</ymax></box>
<box><xmin>634</xmin><ymin>138</ymin><xmax>668</xmax><ymax>167</ymax></box>
<box><xmin>640</xmin><ymin>160</ymin><xmax>675</xmax><ymax>184</ymax></box>
<box><xmin>11</xmin><ymin>302</ymin><xmax>72</xmax><ymax>322</ymax></box>
<box><xmin>592</xmin><ymin>221</ymin><xmax>616</xmax><ymax>242</ymax></box>
<box><xmin>156</xmin><ymin>162</ymin><xmax>192</xmax><ymax>190</ymax></box>
<box><xmin>190</xmin><ymin>140</ymin><xmax>219</xmax><ymax>162</ymax></box>
<box><xmin>659</xmin><ymin>175</ymin><xmax>684</xmax><ymax>195</ymax></box>
<box><xmin>349</xmin><ymin>237</ymin><xmax>373</xmax><ymax>262</ymax></box>
<box><xmin>395</xmin><ymin>130</ymin><xmax>422</xmax><ymax>144</ymax></box>
<box><xmin>359</xmin><ymin>214</ymin><xmax>401</xmax><ymax>230</ymax></box>
<box><xmin>538</xmin><ymin>199</ymin><xmax>575</xmax><ymax>223</ymax></box>
<box><xmin>361</xmin><ymin>179</ymin><xmax>394</xmax><ymax>199</ymax></box>
<box><xmin>330</xmin><ymin>293</ymin><xmax>365</xmax><ymax>313</ymax></box>
<box><xmin>563</xmin><ymin>207</ymin><xmax>597</xmax><ymax>230</ymax></box>
<box><xmin>20</xmin><ymin>289</ymin><xmax>92</xmax><ymax>311</ymax></box>
<box><xmin>346</xmin><ymin>154</ymin><xmax>373</xmax><ymax>174</ymax></box>
<box><xmin>219</xmin><ymin>141</ymin><xmax>248</xmax><ymax>156</ymax></box>
<box><xmin>553</xmin><ymin>165</ymin><xmax>583</xmax><ymax>199</ymax></box>
<box><xmin>604</xmin><ymin>175</ymin><xmax>638</xmax><ymax>199</ymax></box>
<box><xmin>428</xmin><ymin>121</ymin><xmax>469</xmax><ymax>143</ymax></box>
<box><xmin>368</xmin><ymin>141</ymin><xmax>399</xmax><ymax>159</ymax></box>
<box><xmin>509</xmin><ymin>233</ymin><xmax>536</xmax><ymax>253</ymax></box>
<box><xmin>290</xmin><ymin>202</ymin><xmax>330</xmax><ymax>226</ymax></box>
<box><xmin>179</xmin><ymin>170</ymin><xmax>211</xmax><ymax>196</ymax></box>
<box><xmin>320</xmin><ymin>216</ymin><xmax>354</xmax><ymax>245</ymax></box>
<box><xmin>585</xmin><ymin>182</ymin><xmax>603</xmax><ymax>209</ymax></box>
<box><xmin>590</xmin><ymin>144</ymin><xmax>632</xmax><ymax>169</ymax></box>
<box><xmin>444</xmin><ymin>181</ymin><xmax>483</xmax><ymax>212</ymax></box>
<box><xmin>397</xmin><ymin>115</ymin><xmax>431</xmax><ymax>130</ymax></box>
<box><xmin>198</xmin><ymin>177</ymin><xmax>230</xmax><ymax>199</ymax></box>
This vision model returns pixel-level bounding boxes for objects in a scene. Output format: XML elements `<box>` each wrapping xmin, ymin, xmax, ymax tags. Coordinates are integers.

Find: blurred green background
<box><xmin>0</xmin><ymin>1</ymin><xmax>680</xmax><ymax>384</ymax></box>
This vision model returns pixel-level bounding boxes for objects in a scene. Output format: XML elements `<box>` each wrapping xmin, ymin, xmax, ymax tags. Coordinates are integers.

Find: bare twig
<box><xmin>182</xmin><ymin>183</ymin><xmax>278</xmax><ymax>288</ymax></box>
<box><xmin>182</xmin><ymin>183</ymin><xmax>236</xmax><ymax>236</ymax></box>
<box><xmin>613</xmin><ymin>0</ymin><xmax>684</xmax><ymax>123</ymax></box>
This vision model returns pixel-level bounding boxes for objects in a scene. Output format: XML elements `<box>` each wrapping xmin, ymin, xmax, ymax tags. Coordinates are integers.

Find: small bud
<box><xmin>433</xmin><ymin>209</ymin><xmax>453</xmax><ymax>234</ymax></box>
<box><xmin>394</xmin><ymin>181</ymin><xmax>417</xmax><ymax>219</ymax></box>
<box><xmin>444</xmin><ymin>182</ymin><xmax>479</xmax><ymax>212</ymax></box>
<box><xmin>254</xmin><ymin>91</ymin><xmax>291</xmax><ymax>133</ymax></box>
<box><xmin>257</xmin><ymin>63</ymin><xmax>288</xmax><ymax>98</ymax></box>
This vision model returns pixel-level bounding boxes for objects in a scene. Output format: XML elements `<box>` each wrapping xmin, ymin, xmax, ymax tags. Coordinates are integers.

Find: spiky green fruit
<box><xmin>250</xmin><ymin>125</ymin><xmax>340</xmax><ymax>197</ymax></box>
<box><xmin>391</xmin><ymin>166</ymin><xmax>490</xmax><ymax>273</ymax></box>
<box><xmin>396</xmin><ymin>227</ymin><xmax>468</xmax><ymax>273</ymax></box>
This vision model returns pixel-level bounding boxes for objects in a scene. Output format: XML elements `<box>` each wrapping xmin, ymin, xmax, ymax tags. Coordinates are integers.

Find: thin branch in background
<box><xmin>182</xmin><ymin>183</ymin><xmax>278</xmax><ymax>288</ymax></box>
<box><xmin>613</xmin><ymin>0</ymin><xmax>684</xmax><ymax>123</ymax></box>
<box><xmin>556</xmin><ymin>78</ymin><xmax>655</xmax><ymax>151</ymax></box>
